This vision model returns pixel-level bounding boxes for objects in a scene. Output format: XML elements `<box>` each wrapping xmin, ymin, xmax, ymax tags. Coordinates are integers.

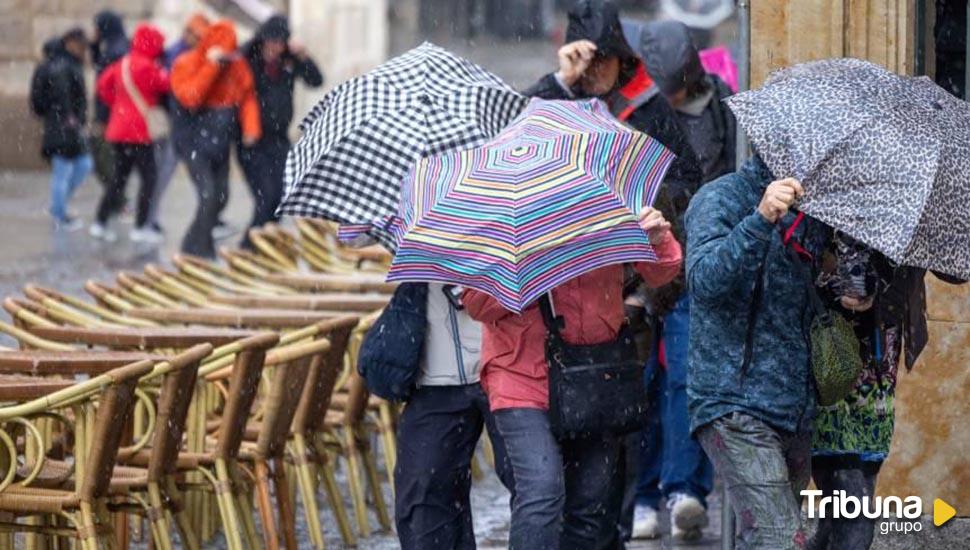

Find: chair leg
<box><xmin>269</xmin><ymin>458</ymin><xmax>299</xmax><ymax>550</ymax></box>
<box><xmin>229</xmin><ymin>463</ymin><xmax>261</xmax><ymax>550</ymax></box>
<box><xmin>319</xmin><ymin>455</ymin><xmax>357</xmax><ymax>546</ymax></box>
<box><xmin>378</xmin><ymin>403</ymin><xmax>398</xmax><ymax>493</ymax></box>
<box><xmin>147</xmin><ymin>483</ymin><xmax>174</xmax><ymax>550</ymax></box>
<box><xmin>164</xmin><ymin>477</ymin><xmax>200</xmax><ymax>550</ymax></box>
<box><xmin>78</xmin><ymin>502</ymin><xmax>101</xmax><ymax>550</ymax></box>
<box><xmin>292</xmin><ymin>437</ymin><xmax>327</xmax><ymax>550</ymax></box>
<box><xmin>360</xmin><ymin>436</ymin><xmax>392</xmax><ymax>532</ymax></box>
<box><xmin>338</xmin><ymin>429</ymin><xmax>371</xmax><ymax>537</ymax></box>
<box><xmin>202</xmin><ymin>464</ymin><xmax>244</xmax><ymax>550</ymax></box>
<box><xmin>254</xmin><ymin>460</ymin><xmax>280</xmax><ymax>550</ymax></box>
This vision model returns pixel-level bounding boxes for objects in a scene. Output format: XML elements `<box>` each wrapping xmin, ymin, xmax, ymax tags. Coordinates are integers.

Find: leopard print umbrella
<box><xmin>727</xmin><ymin>58</ymin><xmax>970</xmax><ymax>279</ymax></box>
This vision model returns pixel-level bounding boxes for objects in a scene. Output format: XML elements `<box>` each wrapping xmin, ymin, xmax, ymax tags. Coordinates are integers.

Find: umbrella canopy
<box><xmin>278</xmin><ymin>42</ymin><xmax>528</xmax><ymax>246</ymax></box>
<box><xmin>384</xmin><ymin>98</ymin><xmax>675</xmax><ymax>312</ymax></box>
<box><xmin>727</xmin><ymin>58</ymin><xmax>970</xmax><ymax>279</ymax></box>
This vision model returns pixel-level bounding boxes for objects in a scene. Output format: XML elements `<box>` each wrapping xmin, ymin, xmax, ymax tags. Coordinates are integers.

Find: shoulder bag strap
<box><xmin>120</xmin><ymin>56</ymin><xmax>152</xmax><ymax>124</ymax></box>
<box><xmin>537</xmin><ymin>293</ymin><xmax>565</xmax><ymax>337</ymax></box>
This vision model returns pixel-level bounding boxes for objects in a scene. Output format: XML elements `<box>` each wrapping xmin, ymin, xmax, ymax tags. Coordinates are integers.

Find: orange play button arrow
<box><xmin>934</xmin><ymin>498</ymin><xmax>956</xmax><ymax>527</ymax></box>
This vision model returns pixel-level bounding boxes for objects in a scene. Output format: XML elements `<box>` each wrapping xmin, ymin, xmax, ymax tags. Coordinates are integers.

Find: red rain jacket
<box><xmin>97</xmin><ymin>24</ymin><xmax>169</xmax><ymax>144</ymax></box>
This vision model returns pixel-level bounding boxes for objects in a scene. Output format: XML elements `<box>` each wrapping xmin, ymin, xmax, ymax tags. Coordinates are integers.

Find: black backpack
<box><xmin>357</xmin><ymin>282</ymin><xmax>428</xmax><ymax>401</ymax></box>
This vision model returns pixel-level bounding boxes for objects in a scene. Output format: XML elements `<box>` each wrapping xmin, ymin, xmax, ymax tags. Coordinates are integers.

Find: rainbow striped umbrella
<box><xmin>384</xmin><ymin>98</ymin><xmax>675</xmax><ymax>312</ymax></box>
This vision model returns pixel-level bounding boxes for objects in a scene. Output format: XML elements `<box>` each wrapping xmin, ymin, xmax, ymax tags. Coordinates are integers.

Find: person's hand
<box><xmin>206</xmin><ymin>46</ymin><xmax>233</xmax><ymax>64</ymax></box>
<box><xmin>757</xmin><ymin>178</ymin><xmax>804</xmax><ymax>223</ymax></box>
<box><xmin>241</xmin><ymin>135</ymin><xmax>258</xmax><ymax>147</ymax></box>
<box><xmin>840</xmin><ymin>295</ymin><xmax>874</xmax><ymax>312</ymax></box>
<box><xmin>639</xmin><ymin>206</ymin><xmax>671</xmax><ymax>245</ymax></box>
<box><xmin>555</xmin><ymin>40</ymin><xmax>597</xmax><ymax>88</ymax></box>
<box><xmin>288</xmin><ymin>40</ymin><xmax>307</xmax><ymax>60</ymax></box>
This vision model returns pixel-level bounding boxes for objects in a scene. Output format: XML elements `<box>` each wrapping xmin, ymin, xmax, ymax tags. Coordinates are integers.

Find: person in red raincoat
<box><xmin>91</xmin><ymin>23</ymin><xmax>169</xmax><ymax>243</ymax></box>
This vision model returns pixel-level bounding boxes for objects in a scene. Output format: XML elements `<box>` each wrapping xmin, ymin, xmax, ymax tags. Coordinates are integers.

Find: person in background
<box><xmin>628</xmin><ymin>19</ymin><xmax>736</xmax><ymax>541</ymax></box>
<box><xmin>395</xmin><ymin>283</ymin><xmax>514</xmax><ymax>549</ymax></box>
<box><xmin>171</xmin><ymin>20</ymin><xmax>261</xmax><ymax>259</ymax></box>
<box><xmin>89</xmin><ymin>10</ymin><xmax>129</xmax><ymax>197</ymax></box>
<box><xmin>686</xmin><ymin>157</ymin><xmax>828</xmax><ymax>549</ymax></box>
<box><xmin>29</xmin><ymin>29</ymin><xmax>92</xmax><ymax>231</ymax></box>
<box><xmin>91</xmin><ymin>24</ymin><xmax>170</xmax><ymax>243</ymax></box>
<box><xmin>809</xmin><ymin>235</ymin><xmax>965</xmax><ymax>550</ymax></box>
<box><xmin>147</xmin><ymin>12</ymin><xmax>211</xmax><ymax>234</ymax></box>
<box><xmin>238</xmin><ymin>15</ymin><xmax>323</xmax><ymax>248</ymax></box>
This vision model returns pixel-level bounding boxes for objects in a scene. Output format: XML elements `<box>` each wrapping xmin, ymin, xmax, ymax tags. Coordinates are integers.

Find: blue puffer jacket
<box><xmin>685</xmin><ymin>157</ymin><xmax>828</xmax><ymax>434</ymax></box>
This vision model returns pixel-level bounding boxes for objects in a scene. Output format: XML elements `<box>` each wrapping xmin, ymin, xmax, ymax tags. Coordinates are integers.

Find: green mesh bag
<box><xmin>809</xmin><ymin>310</ymin><xmax>864</xmax><ymax>406</ymax></box>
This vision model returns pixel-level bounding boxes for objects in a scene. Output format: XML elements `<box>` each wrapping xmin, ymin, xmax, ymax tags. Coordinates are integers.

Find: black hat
<box><xmin>564</xmin><ymin>0</ymin><xmax>636</xmax><ymax>62</ymax></box>
<box><xmin>258</xmin><ymin>14</ymin><xmax>291</xmax><ymax>42</ymax></box>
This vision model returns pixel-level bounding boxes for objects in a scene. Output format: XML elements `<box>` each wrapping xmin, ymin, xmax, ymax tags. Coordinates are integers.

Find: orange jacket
<box><xmin>170</xmin><ymin>20</ymin><xmax>261</xmax><ymax>140</ymax></box>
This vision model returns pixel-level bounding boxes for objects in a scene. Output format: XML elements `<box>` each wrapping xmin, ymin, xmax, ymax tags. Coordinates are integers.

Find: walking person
<box><xmin>29</xmin><ymin>28</ymin><xmax>92</xmax><ymax>231</ymax></box>
<box><xmin>629</xmin><ymin>19</ymin><xmax>737</xmax><ymax>540</ymax></box>
<box><xmin>147</xmin><ymin>12</ymin><xmax>211</xmax><ymax>234</ymax></box>
<box><xmin>238</xmin><ymin>15</ymin><xmax>323</xmax><ymax>248</ymax></box>
<box><xmin>395</xmin><ymin>284</ymin><xmax>514</xmax><ymax>549</ymax></box>
<box><xmin>808</xmin><ymin>235</ymin><xmax>965</xmax><ymax>550</ymax></box>
<box><xmin>89</xmin><ymin>10</ymin><xmax>128</xmax><ymax>197</ymax></box>
<box><xmin>464</xmin><ymin>206</ymin><xmax>682</xmax><ymax>550</ymax></box>
<box><xmin>170</xmin><ymin>20</ymin><xmax>261</xmax><ymax>258</ymax></box>
<box><xmin>90</xmin><ymin>24</ymin><xmax>170</xmax><ymax>243</ymax></box>
<box><xmin>685</xmin><ymin>157</ymin><xmax>829</xmax><ymax>549</ymax></box>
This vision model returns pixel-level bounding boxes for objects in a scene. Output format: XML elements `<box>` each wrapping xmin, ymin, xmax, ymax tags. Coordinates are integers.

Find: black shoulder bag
<box><xmin>539</xmin><ymin>295</ymin><xmax>649</xmax><ymax>439</ymax></box>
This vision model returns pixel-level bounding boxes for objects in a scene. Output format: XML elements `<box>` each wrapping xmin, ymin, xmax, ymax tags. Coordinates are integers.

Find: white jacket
<box><xmin>417</xmin><ymin>284</ymin><xmax>483</xmax><ymax>386</ymax></box>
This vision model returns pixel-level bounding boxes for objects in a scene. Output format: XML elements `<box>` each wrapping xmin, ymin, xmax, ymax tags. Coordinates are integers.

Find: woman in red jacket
<box><xmin>464</xmin><ymin>206</ymin><xmax>682</xmax><ymax>549</ymax></box>
<box><xmin>90</xmin><ymin>23</ymin><xmax>169</xmax><ymax>243</ymax></box>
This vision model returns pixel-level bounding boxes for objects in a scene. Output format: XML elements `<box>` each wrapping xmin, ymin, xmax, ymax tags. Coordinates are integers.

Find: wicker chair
<box><xmin>0</xmin><ymin>359</ymin><xmax>154</xmax><ymax>549</ymax></box>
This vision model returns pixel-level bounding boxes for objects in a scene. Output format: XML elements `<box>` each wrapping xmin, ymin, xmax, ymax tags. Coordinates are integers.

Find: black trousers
<box><xmin>96</xmin><ymin>142</ymin><xmax>156</xmax><ymax>227</ymax></box>
<box><xmin>807</xmin><ymin>456</ymin><xmax>882</xmax><ymax>550</ymax></box>
<box><xmin>238</xmin><ymin>134</ymin><xmax>288</xmax><ymax>249</ymax></box>
<box><xmin>180</xmin><ymin>152</ymin><xmax>230</xmax><ymax>258</ymax></box>
<box><xmin>395</xmin><ymin>383</ymin><xmax>514</xmax><ymax>550</ymax></box>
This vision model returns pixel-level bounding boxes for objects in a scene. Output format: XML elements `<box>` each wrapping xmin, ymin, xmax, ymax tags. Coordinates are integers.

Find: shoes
<box><xmin>669</xmin><ymin>493</ymin><xmax>708</xmax><ymax>541</ymax></box>
<box><xmin>130</xmin><ymin>226</ymin><xmax>164</xmax><ymax>244</ymax></box>
<box><xmin>212</xmin><ymin>220</ymin><xmax>236</xmax><ymax>240</ymax></box>
<box><xmin>631</xmin><ymin>504</ymin><xmax>661</xmax><ymax>539</ymax></box>
<box><xmin>53</xmin><ymin>216</ymin><xmax>84</xmax><ymax>232</ymax></box>
<box><xmin>89</xmin><ymin>222</ymin><xmax>117</xmax><ymax>242</ymax></box>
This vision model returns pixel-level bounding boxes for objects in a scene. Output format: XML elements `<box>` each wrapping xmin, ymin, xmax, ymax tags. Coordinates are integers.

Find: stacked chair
<box><xmin>0</xmin><ymin>220</ymin><xmax>400</xmax><ymax>549</ymax></box>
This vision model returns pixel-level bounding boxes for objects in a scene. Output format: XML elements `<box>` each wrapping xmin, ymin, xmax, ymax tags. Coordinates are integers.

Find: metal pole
<box><xmin>965</xmin><ymin>0</ymin><xmax>970</xmax><ymax>99</ymax></box>
<box><xmin>722</xmin><ymin>2</ymin><xmax>750</xmax><ymax>549</ymax></box>
<box><xmin>915</xmin><ymin>0</ymin><xmax>926</xmax><ymax>75</ymax></box>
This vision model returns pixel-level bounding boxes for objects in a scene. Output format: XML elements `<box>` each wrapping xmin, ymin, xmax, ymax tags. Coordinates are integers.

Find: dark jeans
<box><xmin>807</xmin><ymin>456</ymin><xmax>881</xmax><ymax>550</ymax></box>
<box><xmin>181</xmin><ymin>152</ymin><xmax>230</xmax><ymax>258</ymax></box>
<box><xmin>636</xmin><ymin>295</ymin><xmax>714</xmax><ymax>508</ymax></box>
<box><xmin>696</xmin><ymin>412</ymin><xmax>812</xmax><ymax>550</ymax></box>
<box><xmin>395</xmin><ymin>384</ymin><xmax>514</xmax><ymax>550</ymax></box>
<box><xmin>96</xmin><ymin>143</ymin><xmax>157</xmax><ymax>227</ymax></box>
<box><xmin>494</xmin><ymin>407</ymin><xmax>622</xmax><ymax>550</ymax></box>
<box><xmin>238</xmin><ymin>135</ymin><xmax>288</xmax><ymax>249</ymax></box>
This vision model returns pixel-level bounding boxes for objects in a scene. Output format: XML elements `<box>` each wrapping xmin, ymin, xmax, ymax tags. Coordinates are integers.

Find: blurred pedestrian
<box><xmin>89</xmin><ymin>10</ymin><xmax>129</xmax><ymax>196</ymax></box>
<box><xmin>171</xmin><ymin>20</ymin><xmax>261</xmax><ymax>258</ymax></box>
<box><xmin>628</xmin><ymin>19</ymin><xmax>737</xmax><ymax>541</ymax></box>
<box><xmin>685</xmin><ymin>158</ymin><xmax>827</xmax><ymax>549</ymax></box>
<box><xmin>147</xmin><ymin>13</ymin><xmax>211</xmax><ymax>234</ymax></box>
<box><xmin>238</xmin><ymin>14</ymin><xmax>323</xmax><ymax>248</ymax></box>
<box><xmin>29</xmin><ymin>28</ymin><xmax>92</xmax><ymax>231</ymax></box>
<box><xmin>90</xmin><ymin>24</ymin><xmax>170</xmax><ymax>243</ymax></box>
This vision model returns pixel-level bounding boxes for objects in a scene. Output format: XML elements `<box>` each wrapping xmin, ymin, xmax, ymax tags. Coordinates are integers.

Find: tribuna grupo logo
<box><xmin>802</xmin><ymin>490</ymin><xmax>926</xmax><ymax>535</ymax></box>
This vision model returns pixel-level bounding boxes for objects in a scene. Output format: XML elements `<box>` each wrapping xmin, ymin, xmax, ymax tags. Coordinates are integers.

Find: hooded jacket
<box><xmin>171</xmin><ymin>20</ymin><xmax>261</xmax><ymax>141</ymax></box>
<box><xmin>29</xmin><ymin>38</ymin><xmax>87</xmax><ymax>159</ymax></box>
<box><xmin>92</xmin><ymin>10</ymin><xmax>129</xmax><ymax>123</ymax></box>
<box><xmin>241</xmin><ymin>15</ymin><xmax>324</xmax><ymax>139</ymax></box>
<box><xmin>96</xmin><ymin>24</ymin><xmax>170</xmax><ymax>144</ymax></box>
<box><xmin>685</xmin><ymin>157</ymin><xmax>829</xmax><ymax>434</ymax></box>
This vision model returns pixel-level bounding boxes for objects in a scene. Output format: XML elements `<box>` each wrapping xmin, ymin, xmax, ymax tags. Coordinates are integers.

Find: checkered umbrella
<box><xmin>278</xmin><ymin>42</ymin><xmax>528</xmax><ymax>246</ymax></box>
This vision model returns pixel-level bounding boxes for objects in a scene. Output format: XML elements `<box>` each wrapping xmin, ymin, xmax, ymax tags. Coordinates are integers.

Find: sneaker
<box><xmin>212</xmin><ymin>220</ymin><xmax>236</xmax><ymax>240</ymax></box>
<box><xmin>89</xmin><ymin>222</ymin><xmax>118</xmax><ymax>242</ymax></box>
<box><xmin>53</xmin><ymin>216</ymin><xmax>84</xmax><ymax>232</ymax></box>
<box><xmin>669</xmin><ymin>493</ymin><xmax>708</xmax><ymax>541</ymax></box>
<box><xmin>130</xmin><ymin>226</ymin><xmax>164</xmax><ymax>244</ymax></box>
<box><xmin>631</xmin><ymin>504</ymin><xmax>661</xmax><ymax>539</ymax></box>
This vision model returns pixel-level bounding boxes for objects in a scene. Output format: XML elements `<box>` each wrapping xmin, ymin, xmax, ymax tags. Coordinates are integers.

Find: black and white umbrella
<box><xmin>279</xmin><ymin>42</ymin><xmax>528</xmax><ymax>246</ymax></box>
<box><xmin>727</xmin><ymin>58</ymin><xmax>970</xmax><ymax>279</ymax></box>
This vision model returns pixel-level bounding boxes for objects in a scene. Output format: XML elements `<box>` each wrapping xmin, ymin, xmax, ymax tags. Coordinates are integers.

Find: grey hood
<box><xmin>638</xmin><ymin>20</ymin><xmax>705</xmax><ymax>95</ymax></box>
